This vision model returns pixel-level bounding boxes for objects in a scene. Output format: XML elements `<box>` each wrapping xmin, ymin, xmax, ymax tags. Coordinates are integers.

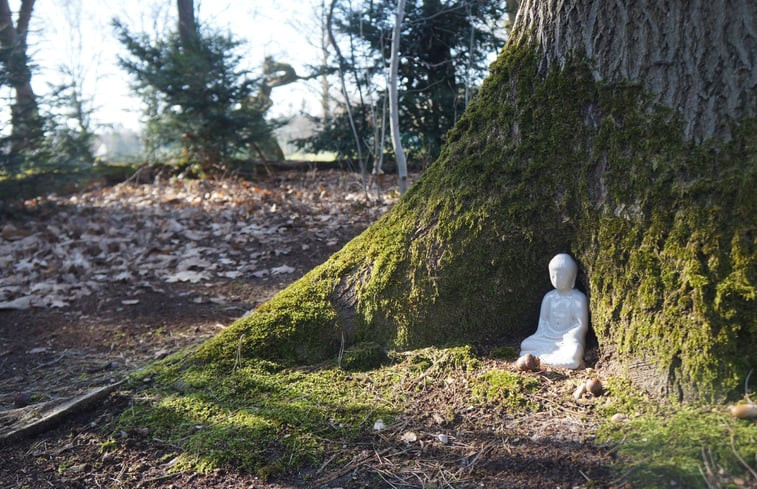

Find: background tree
<box><xmin>114</xmin><ymin>3</ymin><xmax>274</xmax><ymax>173</ymax></box>
<box><xmin>0</xmin><ymin>0</ymin><xmax>41</xmax><ymax>161</ymax></box>
<box><xmin>297</xmin><ymin>0</ymin><xmax>507</xmax><ymax>167</ymax></box>
<box><xmin>0</xmin><ymin>0</ymin><xmax>97</xmax><ymax>190</ymax></box>
<box><xmin>388</xmin><ymin>0</ymin><xmax>408</xmax><ymax>193</ymax></box>
<box><xmin>192</xmin><ymin>0</ymin><xmax>755</xmax><ymax>403</ymax></box>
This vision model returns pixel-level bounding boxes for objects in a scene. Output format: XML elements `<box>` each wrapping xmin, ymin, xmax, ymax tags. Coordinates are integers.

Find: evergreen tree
<box><xmin>300</xmin><ymin>0</ymin><xmax>507</xmax><ymax>164</ymax></box>
<box><xmin>114</xmin><ymin>20</ymin><xmax>273</xmax><ymax>172</ymax></box>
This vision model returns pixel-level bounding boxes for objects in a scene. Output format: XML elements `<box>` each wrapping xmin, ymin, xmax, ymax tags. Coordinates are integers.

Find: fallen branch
<box><xmin>0</xmin><ymin>379</ymin><xmax>124</xmax><ymax>445</ymax></box>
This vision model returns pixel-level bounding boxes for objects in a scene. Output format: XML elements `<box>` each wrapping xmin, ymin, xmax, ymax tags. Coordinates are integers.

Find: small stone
<box><xmin>436</xmin><ymin>433</ymin><xmax>450</xmax><ymax>444</ymax></box>
<box><xmin>610</xmin><ymin>413</ymin><xmax>628</xmax><ymax>423</ymax></box>
<box><xmin>572</xmin><ymin>383</ymin><xmax>586</xmax><ymax>400</ymax></box>
<box><xmin>373</xmin><ymin>419</ymin><xmax>386</xmax><ymax>431</ymax></box>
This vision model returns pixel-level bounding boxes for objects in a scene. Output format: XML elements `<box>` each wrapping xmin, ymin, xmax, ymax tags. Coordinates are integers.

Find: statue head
<box><xmin>548</xmin><ymin>253</ymin><xmax>578</xmax><ymax>290</ymax></box>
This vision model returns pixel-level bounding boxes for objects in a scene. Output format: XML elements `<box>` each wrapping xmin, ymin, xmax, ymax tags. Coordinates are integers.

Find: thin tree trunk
<box><xmin>389</xmin><ymin>0</ymin><xmax>408</xmax><ymax>194</ymax></box>
<box><xmin>514</xmin><ymin>0</ymin><xmax>757</xmax><ymax>142</ymax></box>
<box><xmin>327</xmin><ymin>0</ymin><xmax>367</xmax><ymax>194</ymax></box>
<box><xmin>319</xmin><ymin>0</ymin><xmax>331</xmax><ymax>121</ymax></box>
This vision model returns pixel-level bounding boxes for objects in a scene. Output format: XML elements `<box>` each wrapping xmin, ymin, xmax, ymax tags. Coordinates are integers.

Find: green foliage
<box><xmin>113</xmin><ymin>20</ymin><xmax>274</xmax><ymax>172</ymax></box>
<box><xmin>299</xmin><ymin>0</ymin><xmax>507</xmax><ymax>163</ymax></box>
<box><xmin>0</xmin><ymin>80</ymin><xmax>98</xmax><ymax>199</ymax></box>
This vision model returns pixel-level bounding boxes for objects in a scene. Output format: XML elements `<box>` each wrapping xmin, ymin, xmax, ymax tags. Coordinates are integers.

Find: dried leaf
<box><xmin>271</xmin><ymin>265</ymin><xmax>295</xmax><ymax>275</ymax></box>
<box><xmin>0</xmin><ymin>296</ymin><xmax>33</xmax><ymax>310</ymax></box>
<box><xmin>164</xmin><ymin>271</ymin><xmax>209</xmax><ymax>283</ymax></box>
<box><xmin>400</xmin><ymin>431</ymin><xmax>418</xmax><ymax>443</ymax></box>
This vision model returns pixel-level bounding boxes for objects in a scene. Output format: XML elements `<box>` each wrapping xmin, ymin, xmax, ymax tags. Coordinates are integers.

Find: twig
<box><xmin>337</xmin><ymin>331</ymin><xmax>345</xmax><ymax>369</ymax></box>
<box><xmin>745</xmin><ymin>368</ymin><xmax>754</xmax><ymax>401</ymax></box>
<box><xmin>141</xmin><ymin>473</ymin><xmax>179</xmax><ymax>484</ymax></box>
<box><xmin>315</xmin><ymin>452</ymin><xmax>339</xmax><ymax>475</ymax></box>
<box><xmin>32</xmin><ymin>351</ymin><xmax>67</xmax><ymax>370</ymax></box>
<box><xmin>730</xmin><ymin>432</ymin><xmax>757</xmax><ymax>480</ymax></box>
<box><xmin>232</xmin><ymin>335</ymin><xmax>242</xmax><ymax>372</ymax></box>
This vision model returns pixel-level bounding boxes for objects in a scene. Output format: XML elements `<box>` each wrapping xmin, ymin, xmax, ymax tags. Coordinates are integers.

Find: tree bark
<box><xmin>0</xmin><ymin>0</ymin><xmax>41</xmax><ymax>153</ymax></box>
<box><xmin>176</xmin><ymin>0</ymin><xmax>196</xmax><ymax>48</ymax></box>
<box><xmin>514</xmin><ymin>0</ymin><xmax>757</xmax><ymax>142</ymax></box>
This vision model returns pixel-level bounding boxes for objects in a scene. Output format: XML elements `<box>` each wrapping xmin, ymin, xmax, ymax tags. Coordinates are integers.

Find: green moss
<box><xmin>118</xmin><ymin>356</ymin><xmax>396</xmax><ymax>478</ymax></box>
<box><xmin>339</xmin><ymin>341</ymin><xmax>388</xmax><ymax>371</ymax></box>
<box><xmin>116</xmin><ymin>345</ymin><xmax>490</xmax><ymax>478</ymax></box>
<box><xmin>470</xmin><ymin>369</ymin><xmax>540</xmax><ymax>411</ymax></box>
<box><xmin>596</xmin><ymin>379</ymin><xmax>757</xmax><ymax>488</ymax></box>
<box><xmin>489</xmin><ymin>346</ymin><xmax>519</xmax><ymax>360</ymax></box>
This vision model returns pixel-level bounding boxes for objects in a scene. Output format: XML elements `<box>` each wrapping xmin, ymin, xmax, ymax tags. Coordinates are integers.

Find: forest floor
<box><xmin>0</xmin><ymin>169</ymin><xmax>631</xmax><ymax>488</ymax></box>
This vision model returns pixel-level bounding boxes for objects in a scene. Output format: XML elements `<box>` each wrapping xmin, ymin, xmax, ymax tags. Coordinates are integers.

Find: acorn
<box><xmin>730</xmin><ymin>403</ymin><xmax>757</xmax><ymax>420</ymax></box>
<box><xmin>585</xmin><ymin>378</ymin><xmax>603</xmax><ymax>397</ymax></box>
<box><xmin>515</xmin><ymin>353</ymin><xmax>540</xmax><ymax>372</ymax></box>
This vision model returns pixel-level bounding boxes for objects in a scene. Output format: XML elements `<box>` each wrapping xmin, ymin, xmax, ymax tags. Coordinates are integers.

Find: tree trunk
<box><xmin>176</xmin><ymin>0</ymin><xmax>196</xmax><ymax>48</ymax></box>
<box><xmin>514</xmin><ymin>0</ymin><xmax>756</xmax><ymax>142</ymax></box>
<box><xmin>0</xmin><ymin>0</ymin><xmax>41</xmax><ymax>154</ymax></box>
<box><xmin>389</xmin><ymin>0</ymin><xmax>408</xmax><ymax>194</ymax></box>
<box><xmin>197</xmin><ymin>0</ymin><xmax>756</xmax><ymax>402</ymax></box>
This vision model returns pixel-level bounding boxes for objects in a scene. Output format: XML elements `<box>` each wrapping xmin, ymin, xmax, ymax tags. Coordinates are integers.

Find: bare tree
<box><xmin>388</xmin><ymin>0</ymin><xmax>408</xmax><ymax>194</ymax></box>
<box><xmin>0</xmin><ymin>0</ymin><xmax>41</xmax><ymax>153</ymax></box>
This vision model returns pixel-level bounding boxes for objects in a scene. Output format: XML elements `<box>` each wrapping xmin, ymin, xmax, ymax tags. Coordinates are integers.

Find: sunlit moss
<box><xmin>470</xmin><ymin>369</ymin><xmax>540</xmax><ymax>411</ymax></box>
<box><xmin>596</xmin><ymin>378</ymin><xmax>757</xmax><ymax>488</ymax></box>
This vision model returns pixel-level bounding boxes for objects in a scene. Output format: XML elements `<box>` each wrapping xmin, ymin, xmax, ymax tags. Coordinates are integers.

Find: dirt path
<box><xmin>0</xmin><ymin>171</ymin><xmax>622</xmax><ymax>488</ymax></box>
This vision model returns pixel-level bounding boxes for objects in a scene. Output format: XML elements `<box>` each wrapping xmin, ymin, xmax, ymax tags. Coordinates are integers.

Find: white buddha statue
<box><xmin>519</xmin><ymin>253</ymin><xmax>588</xmax><ymax>369</ymax></box>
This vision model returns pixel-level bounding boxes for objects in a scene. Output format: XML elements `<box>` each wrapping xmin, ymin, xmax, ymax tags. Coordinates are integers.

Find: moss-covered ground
<box><xmin>596</xmin><ymin>378</ymin><xmax>757</xmax><ymax>488</ymax></box>
<box><xmin>117</xmin><ymin>345</ymin><xmax>756</xmax><ymax>486</ymax></box>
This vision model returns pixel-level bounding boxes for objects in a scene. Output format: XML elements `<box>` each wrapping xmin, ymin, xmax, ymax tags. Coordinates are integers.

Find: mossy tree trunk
<box><xmin>516</xmin><ymin>0</ymin><xmax>756</xmax><ymax>142</ymax></box>
<box><xmin>199</xmin><ymin>0</ymin><xmax>756</xmax><ymax>401</ymax></box>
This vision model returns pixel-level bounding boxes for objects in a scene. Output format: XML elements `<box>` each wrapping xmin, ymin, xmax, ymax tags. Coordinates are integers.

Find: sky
<box><xmin>16</xmin><ymin>0</ymin><xmax>324</xmax><ymax>132</ymax></box>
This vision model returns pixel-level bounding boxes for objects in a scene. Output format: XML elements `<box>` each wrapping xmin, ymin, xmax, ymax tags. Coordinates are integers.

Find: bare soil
<box><xmin>0</xmin><ymin>170</ymin><xmax>624</xmax><ymax>488</ymax></box>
